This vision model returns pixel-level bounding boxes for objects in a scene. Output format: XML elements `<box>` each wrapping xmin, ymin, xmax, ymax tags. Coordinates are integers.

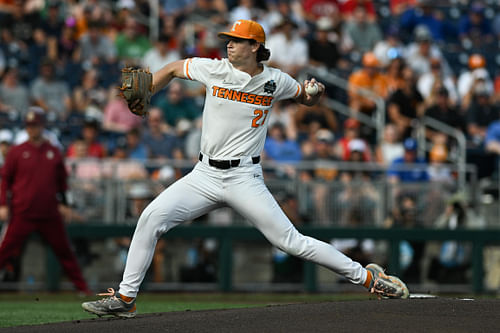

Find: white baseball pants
<box><xmin>119</xmin><ymin>160</ymin><xmax>367</xmax><ymax>297</ymax></box>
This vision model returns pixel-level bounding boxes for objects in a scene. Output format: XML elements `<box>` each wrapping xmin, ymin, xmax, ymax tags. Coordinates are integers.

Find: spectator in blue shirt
<box><xmin>125</xmin><ymin>127</ymin><xmax>149</xmax><ymax>162</ymax></box>
<box><xmin>400</xmin><ymin>0</ymin><xmax>446</xmax><ymax>42</ymax></box>
<box><xmin>388</xmin><ymin>138</ymin><xmax>429</xmax><ymax>183</ymax></box>
<box><xmin>458</xmin><ymin>2</ymin><xmax>494</xmax><ymax>48</ymax></box>
<box><xmin>264</xmin><ymin>122</ymin><xmax>302</xmax><ymax>163</ymax></box>
<box><xmin>142</xmin><ymin>108</ymin><xmax>182</xmax><ymax>159</ymax></box>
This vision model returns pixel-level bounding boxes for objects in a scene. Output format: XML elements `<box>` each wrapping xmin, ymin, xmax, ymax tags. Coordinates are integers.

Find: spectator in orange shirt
<box><xmin>348</xmin><ymin>52</ymin><xmax>389</xmax><ymax>116</ymax></box>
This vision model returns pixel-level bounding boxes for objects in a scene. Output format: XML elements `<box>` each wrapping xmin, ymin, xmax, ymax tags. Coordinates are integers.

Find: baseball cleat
<box><xmin>365</xmin><ymin>263</ymin><xmax>409</xmax><ymax>299</ymax></box>
<box><xmin>81</xmin><ymin>288</ymin><xmax>136</xmax><ymax>318</ymax></box>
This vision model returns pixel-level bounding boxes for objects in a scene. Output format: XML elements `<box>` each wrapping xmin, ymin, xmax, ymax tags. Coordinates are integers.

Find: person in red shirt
<box><xmin>0</xmin><ymin>109</ymin><xmax>89</xmax><ymax>293</ymax></box>
<box><xmin>66</xmin><ymin>118</ymin><xmax>106</xmax><ymax>159</ymax></box>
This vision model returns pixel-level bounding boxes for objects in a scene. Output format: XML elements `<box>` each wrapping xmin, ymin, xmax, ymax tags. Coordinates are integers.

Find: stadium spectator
<box><xmin>142</xmin><ymin>108</ymin><xmax>182</xmax><ymax>160</ymax></box>
<box><xmin>399</xmin><ymin>0</ymin><xmax>447</xmax><ymax>42</ymax></box>
<box><xmin>54</xmin><ymin>22</ymin><xmax>78</xmax><ymax>63</ymax></box>
<box><xmin>26</xmin><ymin>28</ymin><xmax>50</xmax><ymax>83</ymax></box>
<box><xmin>457</xmin><ymin>54</ymin><xmax>494</xmax><ymax>108</ymax></box>
<box><xmin>66</xmin><ymin>118</ymin><xmax>107</xmax><ymax>159</ymax></box>
<box><xmin>341</xmin><ymin>6</ymin><xmax>382</xmax><ymax>53</ymax></box>
<box><xmin>263</xmin><ymin>122</ymin><xmax>302</xmax><ymax>164</ymax></box>
<box><xmin>2</xmin><ymin>1</ymin><xmax>40</xmax><ymax>45</ymax></box>
<box><xmin>161</xmin><ymin>0</ymin><xmax>197</xmax><ymax>17</ymax></box>
<box><xmin>417</xmin><ymin>57</ymin><xmax>458</xmax><ymax>106</ymax></box>
<box><xmin>40</xmin><ymin>2</ymin><xmax>65</xmax><ymax>40</ymax></box>
<box><xmin>102</xmin><ymin>139</ymin><xmax>148</xmax><ymax>180</ymax></box>
<box><xmin>268</xmin><ymin>100</ymin><xmax>298</xmax><ymax>141</ymax></box>
<box><xmin>307</xmin><ymin>16</ymin><xmax>341</xmax><ymax>71</ymax></box>
<box><xmin>390</xmin><ymin>0</ymin><xmax>417</xmax><ymax>16</ymax></box>
<box><xmin>114</xmin><ymin>17</ymin><xmax>151</xmax><ymax>64</ymax></box>
<box><xmin>263</xmin><ymin>0</ymin><xmax>308</xmax><ymax>36</ymax></box>
<box><xmin>384</xmin><ymin>57</ymin><xmax>405</xmax><ymax>95</ymax></box>
<box><xmin>141</xmin><ymin>34</ymin><xmax>181</xmax><ymax>74</ymax></box>
<box><xmin>0</xmin><ymin>66</ymin><xmax>29</xmax><ymax>117</ymax></box>
<box><xmin>403</xmin><ymin>25</ymin><xmax>453</xmax><ymax>78</ymax></box>
<box><xmin>102</xmin><ymin>87</ymin><xmax>143</xmax><ymax>134</ymax></box>
<box><xmin>266</xmin><ymin>17</ymin><xmax>308</xmax><ymax>78</ymax></box>
<box><xmin>124</xmin><ymin>127</ymin><xmax>149</xmax><ymax>162</ymax></box>
<box><xmin>335</xmin><ymin>137</ymin><xmax>380</xmax><ymax>232</ymax></box>
<box><xmin>0</xmin><ymin>27</ymin><xmax>30</xmax><ymax>83</ymax></box>
<box><xmin>301</xmin><ymin>0</ymin><xmax>340</xmax><ymax>22</ymax></box>
<box><xmin>300</xmin><ymin>128</ymin><xmax>339</xmax><ymax>224</ymax></box>
<box><xmin>72</xmin><ymin>69</ymin><xmax>108</xmax><ymax>114</ymax></box>
<box><xmin>465</xmin><ymin>82</ymin><xmax>498</xmax><ymax>148</ymax></box>
<box><xmin>347</xmin><ymin>52</ymin><xmax>388</xmax><ymax>117</ymax></box>
<box><xmin>294</xmin><ymin>97</ymin><xmax>338</xmax><ymax>142</ymax></box>
<box><xmin>387</xmin><ymin>137</ymin><xmax>428</xmax><ymax>184</ymax></box>
<box><xmin>427</xmin><ymin>143</ymin><xmax>453</xmax><ymax>185</ymax></box>
<box><xmin>154</xmin><ymin>80</ymin><xmax>201</xmax><ymax>129</ymax></box>
<box><xmin>0</xmin><ymin>109</ymin><xmax>90</xmax><ymax>294</ymax></box>
<box><xmin>375</xmin><ymin>123</ymin><xmax>405</xmax><ymax>165</ymax></box>
<box><xmin>458</xmin><ymin>2</ymin><xmax>494</xmax><ymax>49</ymax></box>
<box><xmin>373</xmin><ymin>25</ymin><xmax>406</xmax><ymax>68</ymax></box>
<box><xmin>334</xmin><ymin>118</ymin><xmax>373</xmax><ymax>162</ymax></box>
<box><xmin>340</xmin><ymin>0</ymin><xmax>376</xmax><ymax>22</ymax></box>
<box><xmin>336</xmin><ymin>139</ymin><xmax>380</xmax><ymax>227</ymax></box>
<box><xmin>65</xmin><ymin>137</ymin><xmax>103</xmax><ymax>181</ymax></box>
<box><xmin>30</xmin><ymin>58</ymin><xmax>72</xmax><ymax>121</ymax></box>
<box><xmin>465</xmin><ymin>82</ymin><xmax>499</xmax><ymax>179</ymax></box>
<box><xmin>424</xmin><ymin>87</ymin><xmax>465</xmax><ymax>145</ymax></box>
<box><xmin>229</xmin><ymin>0</ymin><xmax>258</xmax><ymax>23</ymax></box>
<box><xmin>78</xmin><ymin>20</ymin><xmax>117</xmax><ymax>66</ymax></box>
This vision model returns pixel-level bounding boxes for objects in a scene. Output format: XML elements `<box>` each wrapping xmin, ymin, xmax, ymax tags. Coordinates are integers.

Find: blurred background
<box><xmin>1</xmin><ymin>0</ymin><xmax>500</xmax><ymax>295</ymax></box>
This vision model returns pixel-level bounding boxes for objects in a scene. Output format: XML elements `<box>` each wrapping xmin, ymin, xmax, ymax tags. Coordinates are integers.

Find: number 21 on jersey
<box><xmin>251</xmin><ymin>109</ymin><xmax>269</xmax><ymax>128</ymax></box>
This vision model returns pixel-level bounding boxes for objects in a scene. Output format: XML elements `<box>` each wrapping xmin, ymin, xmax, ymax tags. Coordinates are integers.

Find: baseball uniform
<box><xmin>118</xmin><ymin>57</ymin><xmax>366</xmax><ymax>297</ymax></box>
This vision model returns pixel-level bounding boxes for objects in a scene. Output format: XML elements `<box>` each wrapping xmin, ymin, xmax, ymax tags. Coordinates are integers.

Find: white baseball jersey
<box><xmin>184</xmin><ymin>57</ymin><xmax>301</xmax><ymax>159</ymax></box>
<box><xmin>118</xmin><ymin>58</ymin><xmax>367</xmax><ymax>298</ymax></box>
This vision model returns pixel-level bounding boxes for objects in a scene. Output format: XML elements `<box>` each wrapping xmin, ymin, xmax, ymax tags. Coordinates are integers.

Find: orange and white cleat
<box><xmin>365</xmin><ymin>263</ymin><xmax>409</xmax><ymax>299</ymax></box>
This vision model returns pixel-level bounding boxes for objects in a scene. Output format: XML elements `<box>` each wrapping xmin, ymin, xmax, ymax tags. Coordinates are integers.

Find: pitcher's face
<box><xmin>226</xmin><ymin>38</ymin><xmax>257</xmax><ymax>65</ymax></box>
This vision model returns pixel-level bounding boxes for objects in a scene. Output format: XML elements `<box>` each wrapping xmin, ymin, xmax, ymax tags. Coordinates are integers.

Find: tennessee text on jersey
<box><xmin>211</xmin><ymin>86</ymin><xmax>273</xmax><ymax>106</ymax></box>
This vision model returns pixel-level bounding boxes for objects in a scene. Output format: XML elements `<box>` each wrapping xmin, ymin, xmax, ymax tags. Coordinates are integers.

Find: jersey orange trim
<box><xmin>294</xmin><ymin>83</ymin><xmax>301</xmax><ymax>98</ymax></box>
<box><xmin>185</xmin><ymin>58</ymin><xmax>193</xmax><ymax>80</ymax></box>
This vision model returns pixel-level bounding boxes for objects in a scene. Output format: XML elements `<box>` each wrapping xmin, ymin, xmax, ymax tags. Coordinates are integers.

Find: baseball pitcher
<box><xmin>83</xmin><ymin>19</ymin><xmax>408</xmax><ymax>318</ymax></box>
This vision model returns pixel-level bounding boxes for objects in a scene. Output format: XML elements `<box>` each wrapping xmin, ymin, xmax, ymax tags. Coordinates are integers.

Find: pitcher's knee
<box><xmin>275</xmin><ymin>230</ymin><xmax>308</xmax><ymax>257</ymax></box>
<box><xmin>137</xmin><ymin>206</ymin><xmax>171</xmax><ymax>234</ymax></box>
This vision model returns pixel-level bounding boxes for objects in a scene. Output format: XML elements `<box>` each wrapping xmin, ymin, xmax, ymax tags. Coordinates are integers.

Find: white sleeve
<box><xmin>274</xmin><ymin>71</ymin><xmax>302</xmax><ymax>101</ymax></box>
<box><xmin>183</xmin><ymin>57</ymin><xmax>219</xmax><ymax>86</ymax></box>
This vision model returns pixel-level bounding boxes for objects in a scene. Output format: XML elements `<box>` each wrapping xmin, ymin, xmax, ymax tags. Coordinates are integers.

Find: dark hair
<box><xmin>256</xmin><ymin>44</ymin><xmax>270</xmax><ymax>62</ymax></box>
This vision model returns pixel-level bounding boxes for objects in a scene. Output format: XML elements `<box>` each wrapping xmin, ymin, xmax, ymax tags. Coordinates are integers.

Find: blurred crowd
<box><xmin>2</xmin><ymin>0</ymin><xmax>500</xmax><ymax>287</ymax></box>
<box><xmin>0</xmin><ymin>0</ymin><xmax>500</xmax><ymax>223</ymax></box>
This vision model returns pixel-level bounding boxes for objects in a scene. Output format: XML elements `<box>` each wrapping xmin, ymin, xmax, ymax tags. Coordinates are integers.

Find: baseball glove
<box><xmin>118</xmin><ymin>67</ymin><xmax>153</xmax><ymax>117</ymax></box>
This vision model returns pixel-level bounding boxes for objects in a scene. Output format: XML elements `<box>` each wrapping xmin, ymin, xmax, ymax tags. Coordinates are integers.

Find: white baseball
<box><xmin>305</xmin><ymin>83</ymin><xmax>319</xmax><ymax>96</ymax></box>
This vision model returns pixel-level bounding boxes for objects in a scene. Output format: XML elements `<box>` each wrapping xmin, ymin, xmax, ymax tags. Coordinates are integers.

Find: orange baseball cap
<box><xmin>468</xmin><ymin>54</ymin><xmax>486</xmax><ymax>69</ymax></box>
<box><xmin>218</xmin><ymin>19</ymin><xmax>266</xmax><ymax>44</ymax></box>
<box><xmin>362</xmin><ymin>52</ymin><xmax>379</xmax><ymax>67</ymax></box>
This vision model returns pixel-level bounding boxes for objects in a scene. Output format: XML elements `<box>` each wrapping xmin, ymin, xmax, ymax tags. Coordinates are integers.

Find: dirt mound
<box><xmin>5</xmin><ymin>298</ymin><xmax>499</xmax><ymax>333</ymax></box>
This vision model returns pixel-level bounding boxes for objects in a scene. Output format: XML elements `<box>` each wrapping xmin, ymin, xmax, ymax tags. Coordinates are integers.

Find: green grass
<box><xmin>0</xmin><ymin>292</ymin><xmax>369</xmax><ymax>328</ymax></box>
